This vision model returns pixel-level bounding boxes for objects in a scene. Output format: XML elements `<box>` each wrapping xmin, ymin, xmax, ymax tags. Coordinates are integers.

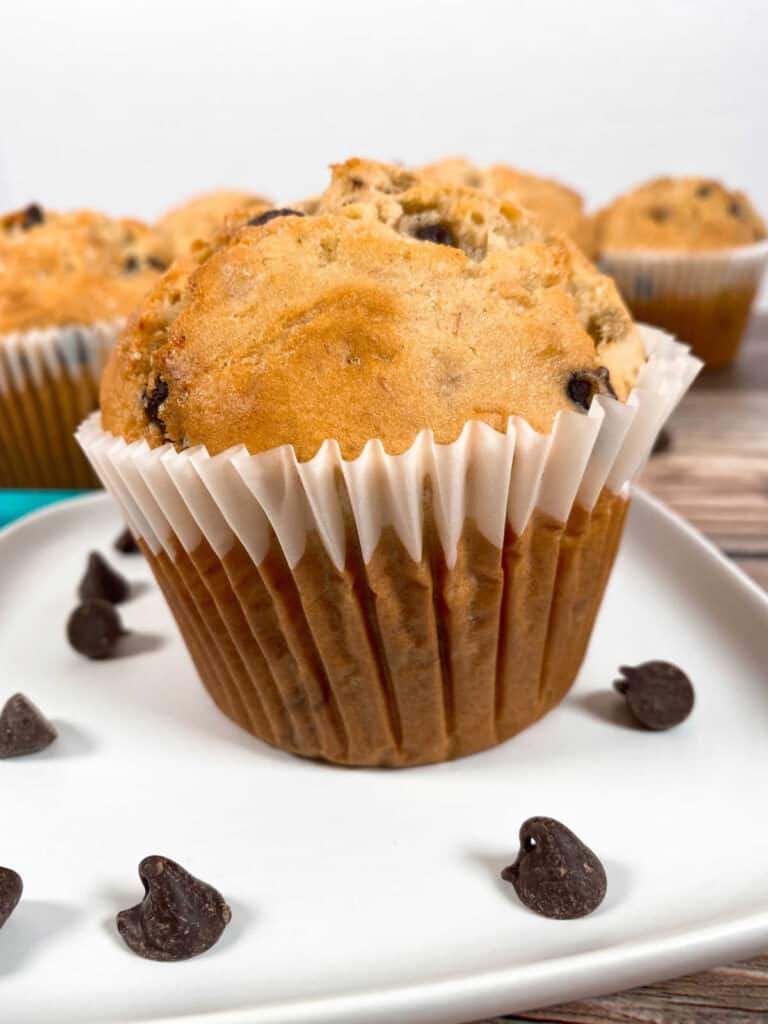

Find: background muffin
<box><xmin>0</xmin><ymin>205</ymin><xmax>169</xmax><ymax>487</ymax></box>
<box><xmin>156</xmin><ymin>190</ymin><xmax>272</xmax><ymax>256</ymax></box>
<box><xmin>596</xmin><ymin>176</ymin><xmax>768</xmax><ymax>366</ymax></box>
<box><xmin>419</xmin><ymin>156</ymin><xmax>595</xmax><ymax>256</ymax></box>
<box><xmin>84</xmin><ymin>160</ymin><xmax>698</xmax><ymax>768</ymax></box>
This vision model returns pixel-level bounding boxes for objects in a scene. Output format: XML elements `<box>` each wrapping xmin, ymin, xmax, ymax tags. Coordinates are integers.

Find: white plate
<box><xmin>1</xmin><ymin>490</ymin><xmax>767</xmax><ymax>1024</ymax></box>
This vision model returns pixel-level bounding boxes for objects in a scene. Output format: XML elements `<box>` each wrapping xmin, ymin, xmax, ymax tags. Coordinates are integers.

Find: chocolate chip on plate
<box><xmin>651</xmin><ymin>427</ymin><xmax>672</xmax><ymax>456</ymax></box>
<box><xmin>412</xmin><ymin>222</ymin><xmax>457</xmax><ymax>247</ymax></box>
<box><xmin>501</xmin><ymin>817</ymin><xmax>607</xmax><ymax>919</ymax></box>
<box><xmin>0</xmin><ymin>693</ymin><xmax>57</xmax><ymax>758</ymax></box>
<box><xmin>114</xmin><ymin>527</ymin><xmax>140</xmax><ymax>554</ymax></box>
<box><xmin>247</xmin><ymin>208</ymin><xmax>305</xmax><ymax>227</ymax></box>
<box><xmin>117</xmin><ymin>856</ymin><xmax>232</xmax><ymax>961</ymax></box>
<box><xmin>0</xmin><ymin>867</ymin><xmax>23</xmax><ymax>930</ymax></box>
<box><xmin>614</xmin><ymin>661</ymin><xmax>694</xmax><ymax>730</ymax></box>
<box><xmin>78</xmin><ymin>551</ymin><xmax>130</xmax><ymax>604</ymax></box>
<box><xmin>66</xmin><ymin>599</ymin><xmax>125</xmax><ymax>660</ymax></box>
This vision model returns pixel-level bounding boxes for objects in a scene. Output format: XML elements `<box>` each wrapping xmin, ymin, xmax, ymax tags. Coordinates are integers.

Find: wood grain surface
<box><xmin>477</xmin><ymin>315</ymin><xmax>768</xmax><ymax>1024</ymax></box>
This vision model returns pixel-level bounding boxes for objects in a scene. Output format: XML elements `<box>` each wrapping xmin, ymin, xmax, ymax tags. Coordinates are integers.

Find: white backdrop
<box><xmin>1</xmin><ymin>0</ymin><xmax>766</xmax><ymax>295</ymax></box>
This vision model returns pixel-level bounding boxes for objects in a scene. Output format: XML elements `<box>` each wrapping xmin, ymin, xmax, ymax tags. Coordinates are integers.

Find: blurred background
<box><xmin>1</xmin><ymin>0</ymin><xmax>767</xmax><ymax>297</ymax></box>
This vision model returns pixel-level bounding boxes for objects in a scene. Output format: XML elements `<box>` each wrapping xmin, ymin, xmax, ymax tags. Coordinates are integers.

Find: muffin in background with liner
<box><xmin>78</xmin><ymin>159</ymin><xmax>700</xmax><ymax>768</ymax></box>
<box><xmin>419</xmin><ymin>156</ymin><xmax>596</xmax><ymax>257</ymax></box>
<box><xmin>595</xmin><ymin>176</ymin><xmax>768</xmax><ymax>367</ymax></box>
<box><xmin>156</xmin><ymin>190</ymin><xmax>272</xmax><ymax>256</ymax></box>
<box><xmin>0</xmin><ymin>206</ymin><xmax>169</xmax><ymax>488</ymax></box>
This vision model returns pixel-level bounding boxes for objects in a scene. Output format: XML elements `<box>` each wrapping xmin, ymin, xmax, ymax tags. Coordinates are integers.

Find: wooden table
<box><xmin>478</xmin><ymin>315</ymin><xmax>768</xmax><ymax>1023</ymax></box>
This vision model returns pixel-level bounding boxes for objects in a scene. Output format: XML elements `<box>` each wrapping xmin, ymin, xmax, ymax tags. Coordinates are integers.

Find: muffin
<box><xmin>156</xmin><ymin>190</ymin><xmax>272</xmax><ymax>256</ymax></box>
<box><xmin>79</xmin><ymin>160</ymin><xmax>700</xmax><ymax>767</ymax></box>
<box><xmin>595</xmin><ymin>177</ymin><xmax>768</xmax><ymax>366</ymax></box>
<box><xmin>0</xmin><ymin>205</ymin><xmax>169</xmax><ymax>488</ymax></box>
<box><xmin>419</xmin><ymin>157</ymin><xmax>595</xmax><ymax>256</ymax></box>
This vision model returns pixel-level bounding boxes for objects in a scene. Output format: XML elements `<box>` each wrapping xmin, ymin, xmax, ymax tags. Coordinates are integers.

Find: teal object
<box><xmin>0</xmin><ymin>490</ymin><xmax>84</xmax><ymax>529</ymax></box>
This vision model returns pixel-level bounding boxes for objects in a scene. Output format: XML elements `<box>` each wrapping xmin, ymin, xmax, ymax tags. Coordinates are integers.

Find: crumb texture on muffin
<box><xmin>419</xmin><ymin>156</ymin><xmax>594</xmax><ymax>254</ymax></box>
<box><xmin>101</xmin><ymin>159</ymin><xmax>645</xmax><ymax>461</ymax></box>
<box><xmin>156</xmin><ymin>190</ymin><xmax>272</xmax><ymax>255</ymax></box>
<box><xmin>0</xmin><ymin>207</ymin><xmax>170</xmax><ymax>334</ymax></box>
<box><xmin>595</xmin><ymin>177</ymin><xmax>766</xmax><ymax>251</ymax></box>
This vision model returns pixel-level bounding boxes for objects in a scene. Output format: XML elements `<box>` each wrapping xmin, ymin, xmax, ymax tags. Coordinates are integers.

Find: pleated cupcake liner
<box><xmin>599</xmin><ymin>241</ymin><xmax>768</xmax><ymax>366</ymax></box>
<box><xmin>77</xmin><ymin>325</ymin><xmax>701</xmax><ymax>767</ymax></box>
<box><xmin>0</xmin><ymin>321</ymin><xmax>121</xmax><ymax>488</ymax></box>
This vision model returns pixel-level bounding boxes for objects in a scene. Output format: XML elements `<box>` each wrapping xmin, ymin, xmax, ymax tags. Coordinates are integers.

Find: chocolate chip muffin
<box><xmin>596</xmin><ymin>177</ymin><xmax>768</xmax><ymax>366</ymax></box>
<box><xmin>419</xmin><ymin>157</ymin><xmax>595</xmax><ymax>256</ymax></box>
<box><xmin>156</xmin><ymin>190</ymin><xmax>271</xmax><ymax>256</ymax></box>
<box><xmin>83</xmin><ymin>159</ymin><xmax>699</xmax><ymax>767</ymax></box>
<box><xmin>0</xmin><ymin>206</ymin><xmax>169</xmax><ymax>487</ymax></box>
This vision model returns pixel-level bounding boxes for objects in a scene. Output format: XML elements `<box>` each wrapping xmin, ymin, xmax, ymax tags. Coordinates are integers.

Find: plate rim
<box><xmin>3</xmin><ymin>488</ymin><xmax>768</xmax><ymax>1024</ymax></box>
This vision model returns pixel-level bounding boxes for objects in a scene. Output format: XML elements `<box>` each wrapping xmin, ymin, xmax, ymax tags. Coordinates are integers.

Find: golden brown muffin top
<box><xmin>156</xmin><ymin>190</ymin><xmax>272</xmax><ymax>256</ymax></box>
<box><xmin>419</xmin><ymin>157</ymin><xmax>595</xmax><ymax>255</ymax></box>
<box><xmin>595</xmin><ymin>176</ymin><xmax>767</xmax><ymax>251</ymax></box>
<box><xmin>0</xmin><ymin>206</ymin><xmax>170</xmax><ymax>335</ymax></box>
<box><xmin>101</xmin><ymin>159</ymin><xmax>645</xmax><ymax>462</ymax></box>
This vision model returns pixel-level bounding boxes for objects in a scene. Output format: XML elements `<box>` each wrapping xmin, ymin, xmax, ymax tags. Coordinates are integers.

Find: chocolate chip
<box><xmin>21</xmin><ymin>203</ymin><xmax>44</xmax><ymax>229</ymax></box>
<box><xmin>114</xmin><ymin>527</ymin><xmax>140</xmax><ymax>554</ymax></box>
<box><xmin>147</xmin><ymin>255</ymin><xmax>168</xmax><ymax>271</ymax></box>
<box><xmin>413</xmin><ymin>223</ymin><xmax>457</xmax><ymax>247</ymax></box>
<box><xmin>143</xmin><ymin>377</ymin><xmax>169</xmax><ymax>432</ymax></box>
<box><xmin>0</xmin><ymin>867</ymin><xmax>23</xmax><ymax>930</ymax></box>
<box><xmin>696</xmin><ymin>183</ymin><xmax>714</xmax><ymax>198</ymax></box>
<box><xmin>501</xmin><ymin>817</ymin><xmax>606</xmax><ymax>919</ymax></box>
<box><xmin>567</xmin><ymin>367</ymin><xmax>614</xmax><ymax>410</ymax></box>
<box><xmin>728</xmin><ymin>200</ymin><xmax>743</xmax><ymax>219</ymax></box>
<box><xmin>117</xmin><ymin>856</ymin><xmax>231</xmax><ymax>961</ymax></box>
<box><xmin>651</xmin><ymin>427</ymin><xmax>672</xmax><ymax>456</ymax></box>
<box><xmin>247</xmin><ymin>208</ymin><xmax>305</xmax><ymax>227</ymax></box>
<box><xmin>614</xmin><ymin>661</ymin><xmax>694</xmax><ymax>730</ymax></box>
<box><xmin>649</xmin><ymin>206</ymin><xmax>671</xmax><ymax>223</ymax></box>
<box><xmin>123</xmin><ymin>255</ymin><xmax>140</xmax><ymax>273</ymax></box>
<box><xmin>66</xmin><ymin>599</ymin><xmax>124</xmax><ymax>660</ymax></box>
<box><xmin>78</xmin><ymin>551</ymin><xmax>130</xmax><ymax>604</ymax></box>
<box><xmin>0</xmin><ymin>694</ymin><xmax>57</xmax><ymax>758</ymax></box>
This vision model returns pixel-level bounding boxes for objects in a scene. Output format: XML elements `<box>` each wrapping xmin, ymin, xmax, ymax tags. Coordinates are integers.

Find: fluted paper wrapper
<box><xmin>600</xmin><ymin>241</ymin><xmax>768</xmax><ymax>366</ymax></box>
<box><xmin>0</xmin><ymin>321</ymin><xmax>121</xmax><ymax>487</ymax></box>
<box><xmin>78</xmin><ymin>325</ymin><xmax>701</xmax><ymax>766</ymax></box>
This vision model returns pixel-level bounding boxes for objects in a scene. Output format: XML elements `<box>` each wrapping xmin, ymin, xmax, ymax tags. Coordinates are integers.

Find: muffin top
<box><xmin>0</xmin><ymin>206</ymin><xmax>170</xmax><ymax>335</ymax></box>
<box><xmin>595</xmin><ymin>177</ymin><xmax>767</xmax><ymax>251</ymax></box>
<box><xmin>419</xmin><ymin>157</ymin><xmax>594</xmax><ymax>255</ymax></box>
<box><xmin>101</xmin><ymin>159</ymin><xmax>645</xmax><ymax>462</ymax></box>
<box><xmin>156</xmin><ymin>190</ymin><xmax>271</xmax><ymax>255</ymax></box>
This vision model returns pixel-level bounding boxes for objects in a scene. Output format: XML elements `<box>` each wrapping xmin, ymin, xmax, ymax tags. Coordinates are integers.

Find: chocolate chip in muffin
<box><xmin>114</xmin><ymin>527</ymin><xmax>140</xmax><ymax>554</ymax></box>
<box><xmin>147</xmin><ymin>255</ymin><xmax>168</xmax><ymax>271</ymax></box>
<box><xmin>0</xmin><ymin>694</ymin><xmax>57</xmax><ymax>758</ymax></box>
<box><xmin>586</xmin><ymin>310</ymin><xmax>628</xmax><ymax>348</ymax></box>
<box><xmin>0</xmin><ymin>868</ymin><xmax>23</xmax><ymax>930</ymax></box>
<box><xmin>117</xmin><ymin>855</ymin><xmax>231</xmax><ymax>961</ymax></box>
<box><xmin>143</xmin><ymin>377</ymin><xmax>169</xmax><ymax>432</ymax></box>
<box><xmin>412</xmin><ymin>222</ymin><xmax>458</xmax><ymax>247</ymax></box>
<box><xmin>78</xmin><ymin>551</ymin><xmax>130</xmax><ymax>604</ymax></box>
<box><xmin>614</xmin><ymin>661</ymin><xmax>694</xmax><ymax>730</ymax></box>
<box><xmin>567</xmin><ymin>367</ymin><xmax>615</xmax><ymax>410</ymax></box>
<box><xmin>728</xmin><ymin>200</ymin><xmax>743</xmax><ymax>219</ymax></box>
<box><xmin>648</xmin><ymin>205</ymin><xmax>671</xmax><ymax>223</ymax></box>
<box><xmin>67</xmin><ymin>599</ymin><xmax>125</xmax><ymax>660</ymax></box>
<box><xmin>247</xmin><ymin>208</ymin><xmax>305</xmax><ymax>228</ymax></box>
<box><xmin>696</xmin><ymin>183</ymin><xmax>714</xmax><ymax>199</ymax></box>
<box><xmin>501</xmin><ymin>817</ymin><xmax>607</xmax><ymax>919</ymax></box>
<box><xmin>122</xmin><ymin>255</ymin><xmax>140</xmax><ymax>274</ymax></box>
<box><xmin>21</xmin><ymin>203</ymin><xmax>44</xmax><ymax>230</ymax></box>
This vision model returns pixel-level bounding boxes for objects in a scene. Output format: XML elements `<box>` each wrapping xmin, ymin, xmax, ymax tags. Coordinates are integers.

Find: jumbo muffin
<box><xmin>419</xmin><ymin>157</ymin><xmax>595</xmax><ymax>256</ymax></box>
<box><xmin>156</xmin><ymin>190</ymin><xmax>271</xmax><ymax>256</ymax></box>
<box><xmin>0</xmin><ymin>205</ymin><xmax>169</xmax><ymax>487</ymax></box>
<box><xmin>81</xmin><ymin>160</ymin><xmax>699</xmax><ymax>767</ymax></box>
<box><xmin>596</xmin><ymin>177</ymin><xmax>768</xmax><ymax>366</ymax></box>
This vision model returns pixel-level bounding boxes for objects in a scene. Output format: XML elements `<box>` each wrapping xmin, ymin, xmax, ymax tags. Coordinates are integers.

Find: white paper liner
<box><xmin>77</xmin><ymin>325</ymin><xmax>700</xmax><ymax>571</ymax></box>
<box><xmin>0</xmin><ymin>321</ymin><xmax>122</xmax><ymax>395</ymax></box>
<box><xmin>599</xmin><ymin>240</ymin><xmax>768</xmax><ymax>302</ymax></box>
